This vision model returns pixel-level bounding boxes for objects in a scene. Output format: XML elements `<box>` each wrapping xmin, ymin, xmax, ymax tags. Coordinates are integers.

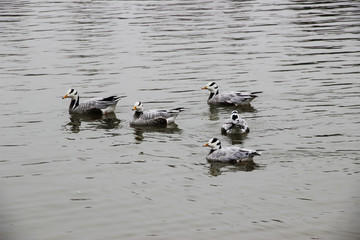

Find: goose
<box><xmin>203</xmin><ymin>138</ymin><xmax>260</xmax><ymax>163</ymax></box>
<box><xmin>202</xmin><ymin>82</ymin><xmax>261</xmax><ymax>106</ymax></box>
<box><xmin>221</xmin><ymin>110</ymin><xmax>250</xmax><ymax>135</ymax></box>
<box><xmin>62</xmin><ymin>89</ymin><xmax>124</xmax><ymax>115</ymax></box>
<box><xmin>130</xmin><ymin>101</ymin><xmax>184</xmax><ymax>126</ymax></box>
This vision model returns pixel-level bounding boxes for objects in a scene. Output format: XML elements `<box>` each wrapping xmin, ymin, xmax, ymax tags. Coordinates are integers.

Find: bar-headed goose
<box><xmin>62</xmin><ymin>89</ymin><xmax>124</xmax><ymax>115</ymax></box>
<box><xmin>202</xmin><ymin>82</ymin><xmax>261</xmax><ymax>106</ymax></box>
<box><xmin>130</xmin><ymin>101</ymin><xmax>184</xmax><ymax>126</ymax></box>
<box><xmin>221</xmin><ymin>110</ymin><xmax>250</xmax><ymax>135</ymax></box>
<box><xmin>203</xmin><ymin>138</ymin><xmax>260</xmax><ymax>163</ymax></box>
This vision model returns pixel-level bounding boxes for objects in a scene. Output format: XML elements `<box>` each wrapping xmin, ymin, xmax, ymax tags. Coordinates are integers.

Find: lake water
<box><xmin>0</xmin><ymin>0</ymin><xmax>359</xmax><ymax>239</ymax></box>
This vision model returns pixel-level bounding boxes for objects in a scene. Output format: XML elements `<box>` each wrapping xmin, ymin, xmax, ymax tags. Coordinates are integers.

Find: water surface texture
<box><xmin>0</xmin><ymin>0</ymin><xmax>359</xmax><ymax>239</ymax></box>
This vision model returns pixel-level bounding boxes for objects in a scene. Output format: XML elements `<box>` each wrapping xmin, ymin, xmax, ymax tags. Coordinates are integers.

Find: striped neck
<box><xmin>69</xmin><ymin>96</ymin><xmax>80</xmax><ymax>110</ymax></box>
<box><xmin>134</xmin><ymin>111</ymin><xmax>143</xmax><ymax>119</ymax></box>
<box><xmin>209</xmin><ymin>144</ymin><xmax>221</xmax><ymax>154</ymax></box>
<box><xmin>209</xmin><ymin>147</ymin><xmax>221</xmax><ymax>154</ymax></box>
<box><xmin>209</xmin><ymin>90</ymin><xmax>219</xmax><ymax>100</ymax></box>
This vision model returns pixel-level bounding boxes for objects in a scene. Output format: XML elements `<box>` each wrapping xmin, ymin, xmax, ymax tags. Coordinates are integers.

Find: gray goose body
<box><xmin>130</xmin><ymin>101</ymin><xmax>184</xmax><ymax>126</ymax></box>
<box><xmin>204</xmin><ymin>138</ymin><xmax>260</xmax><ymax>163</ymax></box>
<box><xmin>63</xmin><ymin>89</ymin><xmax>124</xmax><ymax>115</ymax></box>
<box><xmin>221</xmin><ymin>110</ymin><xmax>249</xmax><ymax>135</ymax></box>
<box><xmin>202</xmin><ymin>82</ymin><xmax>261</xmax><ymax>106</ymax></box>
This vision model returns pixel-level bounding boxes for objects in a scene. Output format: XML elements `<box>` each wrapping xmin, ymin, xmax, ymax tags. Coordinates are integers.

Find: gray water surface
<box><xmin>0</xmin><ymin>0</ymin><xmax>359</xmax><ymax>239</ymax></box>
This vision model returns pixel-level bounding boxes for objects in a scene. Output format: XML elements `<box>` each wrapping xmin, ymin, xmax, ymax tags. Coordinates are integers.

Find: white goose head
<box><xmin>132</xmin><ymin>101</ymin><xmax>144</xmax><ymax>112</ymax></box>
<box><xmin>231</xmin><ymin>110</ymin><xmax>239</xmax><ymax>121</ymax></box>
<box><xmin>62</xmin><ymin>88</ymin><xmax>78</xmax><ymax>100</ymax></box>
<box><xmin>202</xmin><ymin>82</ymin><xmax>219</xmax><ymax>94</ymax></box>
<box><xmin>204</xmin><ymin>138</ymin><xmax>222</xmax><ymax>150</ymax></box>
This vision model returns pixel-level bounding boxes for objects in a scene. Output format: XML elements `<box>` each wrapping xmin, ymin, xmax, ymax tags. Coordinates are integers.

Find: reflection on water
<box><xmin>132</xmin><ymin>123</ymin><xmax>182</xmax><ymax>142</ymax></box>
<box><xmin>208</xmin><ymin>161</ymin><xmax>261</xmax><ymax>176</ymax></box>
<box><xmin>63</xmin><ymin>113</ymin><xmax>121</xmax><ymax>133</ymax></box>
<box><xmin>222</xmin><ymin>132</ymin><xmax>249</xmax><ymax>145</ymax></box>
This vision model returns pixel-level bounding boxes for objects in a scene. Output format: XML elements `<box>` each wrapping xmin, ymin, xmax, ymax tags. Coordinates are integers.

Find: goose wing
<box><xmin>143</xmin><ymin>108</ymin><xmax>184</xmax><ymax>121</ymax></box>
<box><xmin>207</xmin><ymin>147</ymin><xmax>241</xmax><ymax>162</ymax></box>
<box><xmin>221</xmin><ymin>119</ymin><xmax>235</xmax><ymax>133</ymax></box>
<box><xmin>207</xmin><ymin>147</ymin><xmax>260</xmax><ymax>162</ymax></box>
<box><xmin>234</xmin><ymin>118</ymin><xmax>248</xmax><ymax>130</ymax></box>
<box><xmin>231</xmin><ymin>147</ymin><xmax>260</xmax><ymax>161</ymax></box>
<box><xmin>78</xmin><ymin>96</ymin><xmax>123</xmax><ymax>111</ymax></box>
<box><xmin>210</xmin><ymin>91</ymin><xmax>261</xmax><ymax>105</ymax></box>
<box><xmin>142</xmin><ymin>109</ymin><xmax>167</xmax><ymax>120</ymax></box>
<box><xmin>222</xmin><ymin>118</ymin><xmax>248</xmax><ymax>134</ymax></box>
<box><xmin>222</xmin><ymin>92</ymin><xmax>257</xmax><ymax>105</ymax></box>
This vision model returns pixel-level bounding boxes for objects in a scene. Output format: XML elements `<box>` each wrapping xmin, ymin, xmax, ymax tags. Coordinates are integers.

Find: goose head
<box><xmin>132</xmin><ymin>101</ymin><xmax>144</xmax><ymax>112</ymax></box>
<box><xmin>203</xmin><ymin>138</ymin><xmax>222</xmax><ymax>150</ymax></box>
<box><xmin>202</xmin><ymin>82</ymin><xmax>219</xmax><ymax>94</ymax></box>
<box><xmin>62</xmin><ymin>89</ymin><xmax>78</xmax><ymax>100</ymax></box>
<box><xmin>231</xmin><ymin>110</ymin><xmax>239</xmax><ymax>121</ymax></box>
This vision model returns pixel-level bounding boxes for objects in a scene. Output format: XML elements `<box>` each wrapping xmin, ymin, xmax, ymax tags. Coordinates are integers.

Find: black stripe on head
<box><xmin>209</xmin><ymin>82</ymin><xmax>218</xmax><ymax>89</ymax></box>
<box><xmin>69</xmin><ymin>89</ymin><xmax>78</xmax><ymax>95</ymax></box>
<box><xmin>211</xmin><ymin>138</ymin><xmax>221</xmax><ymax>149</ymax></box>
<box><xmin>138</xmin><ymin>101</ymin><xmax>142</xmax><ymax>106</ymax></box>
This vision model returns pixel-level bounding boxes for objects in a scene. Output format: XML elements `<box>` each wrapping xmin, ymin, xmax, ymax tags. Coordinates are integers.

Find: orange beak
<box><xmin>203</xmin><ymin>143</ymin><xmax>209</xmax><ymax>147</ymax></box>
<box><xmin>132</xmin><ymin>106</ymin><xmax>137</xmax><ymax>110</ymax></box>
<box><xmin>202</xmin><ymin>86</ymin><xmax>207</xmax><ymax>90</ymax></box>
<box><xmin>62</xmin><ymin>94</ymin><xmax>68</xmax><ymax>99</ymax></box>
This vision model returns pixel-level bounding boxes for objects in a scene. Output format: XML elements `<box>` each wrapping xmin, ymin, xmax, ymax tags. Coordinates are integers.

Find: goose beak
<box><xmin>203</xmin><ymin>143</ymin><xmax>209</xmax><ymax>147</ymax></box>
<box><xmin>132</xmin><ymin>106</ymin><xmax>137</xmax><ymax>111</ymax></box>
<box><xmin>202</xmin><ymin>86</ymin><xmax>207</xmax><ymax>90</ymax></box>
<box><xmin>62</xmin><ymin>94</ymin><xmax>68</xmax><ymax>99</ymax></box>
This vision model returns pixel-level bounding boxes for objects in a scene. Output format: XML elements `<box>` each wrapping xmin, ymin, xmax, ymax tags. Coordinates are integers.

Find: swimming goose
<box><xmin>203</xmin><ymin>138</ymin><xmax>260</xmax><ymax>163</ymax></box>
<box><xmin>62</xmin><ymin>89</ymin><xmax>124</xmax><ymax>115</ymax></box>
<box><xmin>221</xmin><ymin>110</ymin><xmax>250</xmax><ymax>135</ymax></box>
<box><xmin>130</xmin><ymin>101</ymin><xmax>184</xmax><ymax>126</ymax></box>
<box><xmin>202</xmin><ymin>82</ymin><xmax>261</xmax><ymax>106</ymax></box>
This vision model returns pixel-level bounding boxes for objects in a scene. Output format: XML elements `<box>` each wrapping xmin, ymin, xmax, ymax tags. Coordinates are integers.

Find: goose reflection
<box><xmin>64</xmin><ymin>113</ymin><xmax>121</xmax><ymax>133</ymax></box>
<box><xmin>223</xmin><ymin>133</ymin><xmax>248</xmax><ymax>145</ymax></box>
<box><xmin>132</xmin><ymin>123</ymin><xmax>182</xmax><ymax>142</ymax></box>
<box><xmin>208</xmin><ymin>161</ymin><xmax>260</xmax><ymax>177</ymax></box>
